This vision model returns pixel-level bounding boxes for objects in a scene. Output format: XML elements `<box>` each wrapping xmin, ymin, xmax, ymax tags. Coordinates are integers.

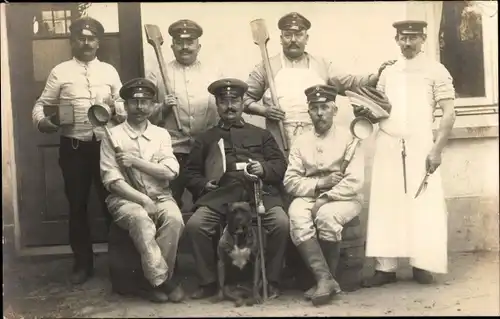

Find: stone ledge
<box><xmin>433</xmin><ymin>112</ymin><xmax>499</xmax><ymax>140</ymax></box>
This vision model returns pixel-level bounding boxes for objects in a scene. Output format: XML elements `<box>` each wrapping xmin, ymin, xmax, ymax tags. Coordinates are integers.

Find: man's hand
<box><xmin>317</xmin><ymin>172</ymin><xmax>344</xmax><ymax>190</ymax></box>
<box><xmin>426</xmin><ymin>149</ymin><xmax>442</xmax><ymax>174</ymax></box>
<box><xmin>140</xmin><ymin>196</ymin><xmax>157</xmax><ymax>215</ymax></box>
<box><xmin>38</xmin><ymin>116</ymin><xmax>60</xmax><ymax>133</ymax></box>
<box><xmin>246</xmin><ymin>161</ymin><xmax>264</xmax><ymax>178</ymax></box>
<box><xmin>352</xmin><ymin>104</ymin><xmax>376</xmax><ymax>121</ymax></box>
<box><xmin>311</xmin><ymin>197</ymin><xmax>329</xmax><ymax>216</ymax></box>
<box><xmin>264</xmin><ymin>107</ymin><xmax>286</xmax><ymax>121</ymax></box>
<box><xmin>116</xmin><ymin>152</ymin><xmax>139</xmax><ymax>168</ymax></box>
<box><xmin>377</xmin><ymin>59</ymin><xmax>397</xmax><ymax>77</ymax></box>
<box><xmin>204</xmin><ymin>179</ymin><xmax>219</xmax><ymax>192</ymax></box>
<box><xmin>163</xmin><ymin>94</ymin><xmax>178</xmax><ymax>112</ymax></box>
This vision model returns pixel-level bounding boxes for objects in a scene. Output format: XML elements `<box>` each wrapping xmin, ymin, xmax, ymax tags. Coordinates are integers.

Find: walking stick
<box><xmin>401</xmin><ymin>139</ymin><xmax>408</xmax><ymax>194</ymax></box>
<box><xmin>250</xmin><ymin>19</ymin><xmax>289</xmax><ymax>152</ymax></box>
<box><xmin>244</xmin><ymin>160</ymin><xmax>268</xmax><ymax>301</ymax></box>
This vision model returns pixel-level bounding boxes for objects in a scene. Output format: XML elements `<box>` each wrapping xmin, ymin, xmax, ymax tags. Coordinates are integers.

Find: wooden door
<box><xmin>6</xmin><ymin>3</ymin><xmax>144</xmax><ymax>248</ymax></box>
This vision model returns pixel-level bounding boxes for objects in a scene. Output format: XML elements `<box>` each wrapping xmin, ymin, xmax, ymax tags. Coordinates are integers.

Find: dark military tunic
<box><xmin>183</xmin><ymin>120</ymin><xmax>287</xmax><ymax>215</ymax></box>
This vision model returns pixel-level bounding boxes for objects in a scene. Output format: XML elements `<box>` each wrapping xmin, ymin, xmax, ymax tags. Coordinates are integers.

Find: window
<box><xmin>33</xmin><ymin>8</ymin><xmax>73</xmax><ymax>36</ymax></box>
<box><xmin>32</xmin><ymin>3</ymin><xmax>119</xmax><ymax>37</ymax></box>
<box><xmin>439</xmin><ymin>1</ymin><xmax>498</xmax><ymax>109</ymax></box>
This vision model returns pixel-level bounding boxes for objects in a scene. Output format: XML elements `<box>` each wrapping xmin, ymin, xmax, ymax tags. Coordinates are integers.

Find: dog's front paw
<box><xmin>210</xmin><ymin>290</ymin><xmax>225</xmax><ymax>303</ymax></box>
<box><xmin>234</xmin><ymin>298</ymin><xmax>245</xmax><ymax>307</ymax></box>
<box><xmin>249</xmin><ymin>291</ymin><xmax>263</xmax><ymax>305</ymax></box>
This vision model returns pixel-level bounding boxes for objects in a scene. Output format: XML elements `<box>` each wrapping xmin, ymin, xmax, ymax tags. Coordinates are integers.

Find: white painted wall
<box><xmin>139</xmin><ymin>2</ymin><xmax>499</xmax><ymax>252</ymax></box>
<box><xmin>140</xmin><ymin>1</ymin><xmax>413</xmax><ymax>128</ymax></box>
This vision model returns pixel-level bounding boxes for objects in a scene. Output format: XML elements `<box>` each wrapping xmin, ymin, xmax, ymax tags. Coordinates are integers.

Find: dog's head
<box><xmin>226</xmin><ymin>201</ymin><xmax>253</xmax><ymax>236</ymax></box>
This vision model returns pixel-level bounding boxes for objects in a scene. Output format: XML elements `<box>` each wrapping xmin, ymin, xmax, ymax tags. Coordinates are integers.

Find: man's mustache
<box><xmin>180</xmin><ymin>50</ymin><xmax>193</xmax><ymax>55</ymax></box>
<box><xmin>288</xmin><ymin>43</ymin><xmax>300</xmax><ymax>49</ymax></box>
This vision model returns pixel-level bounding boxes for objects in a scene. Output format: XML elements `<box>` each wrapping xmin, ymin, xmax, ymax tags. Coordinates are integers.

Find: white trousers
<box><xmin>375</xmin><ymin>257</ymin><xmax>421</xmax><ymax>272</ymax></box>
<box><xmin>288</xmin><ymin>197</ymin><xmax>361</xmax><ymax>246</ymax></box>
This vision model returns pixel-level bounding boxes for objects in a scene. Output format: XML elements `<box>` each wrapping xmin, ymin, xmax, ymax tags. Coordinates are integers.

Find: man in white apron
<box><xmin>243</xmin><ymin>12</ymin><xmax>392</xmax><ymax>154</ymax></box>
<box><xmin>355</xmin><ymin>20</ymin><xmax>456</xmax><ymax>287</ymax></box>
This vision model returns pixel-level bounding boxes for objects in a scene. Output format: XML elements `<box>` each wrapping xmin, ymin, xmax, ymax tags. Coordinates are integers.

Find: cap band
<box><xmin>81</xmin><ymin>29</ymin><xmax>95</xmax><ymax>36</ymax></box>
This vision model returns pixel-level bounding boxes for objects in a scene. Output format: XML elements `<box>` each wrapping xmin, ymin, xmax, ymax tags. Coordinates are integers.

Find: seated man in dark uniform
<box><xmin>183</xmin><ymin>78</ymin><xmax>289</xmax><ymax>300</ymax></box>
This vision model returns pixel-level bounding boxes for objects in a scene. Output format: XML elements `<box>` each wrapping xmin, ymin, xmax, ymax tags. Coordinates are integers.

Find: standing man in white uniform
<box><xmin>147</xmin><ymin>19</ymin><xmax>223</xmax><ymax>208</ymax></box>
<box><xmin>356</xmin><ymin>20</ymin><xmax>456</xmax><ymax>287</ymax></box>
<box><xmin>243</xmin><ymin>12</ymin><xmax>390</xmax><ymax>153</ymax></box>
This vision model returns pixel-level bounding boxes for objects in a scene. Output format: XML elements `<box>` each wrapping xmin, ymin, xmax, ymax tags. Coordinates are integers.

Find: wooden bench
<box><xmin>108</xmin><ymin>209</ymin><xmax>364</xmax><ymax>295</ymax></box>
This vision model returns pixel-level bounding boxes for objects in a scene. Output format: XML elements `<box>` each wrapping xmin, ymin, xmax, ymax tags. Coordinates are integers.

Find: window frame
<box><xmin>438</xmin><ymin>2</ymin><xmax>498</xmax><ymax>110</ymax></box>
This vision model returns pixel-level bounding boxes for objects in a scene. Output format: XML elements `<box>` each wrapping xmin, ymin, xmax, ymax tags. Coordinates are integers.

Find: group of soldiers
<box><xmin>32</xmin><ymin>10</ymin><xmax>456</xmax><ymax>306</ymax></box>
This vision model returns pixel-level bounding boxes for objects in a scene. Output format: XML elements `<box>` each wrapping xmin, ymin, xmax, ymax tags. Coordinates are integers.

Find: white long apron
<box><xmin>365</xmin><ymin>57</ymin><xmax>448</xmax><ymax>274</ymax></box>
<box><xmin>265</xmin><ymin>53</ymin><xmax>325</xmax><ymax>152</ymax></box>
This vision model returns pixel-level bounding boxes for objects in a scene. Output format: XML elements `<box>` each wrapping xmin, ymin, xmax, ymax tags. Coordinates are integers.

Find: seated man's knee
<box><xmin>157</xmin><ymin>201</ymin><xmax>184</xmax><ymax>229</ymax></box>
<box><xmin>185</xmin><ymin>206</ymin><xmax>217</xmax><ymax>237</ymax></box>
<box><xmin>287</xmin><ymin>198</ymin><xmax>308</xmax><ymax>219</ymax></box>
<box><xmin>270</xmin><ymin>206</ymin><xmax>289</xmax><ymax>234</ymax></box>
<box><xmin>185</xmin><ymin>212</ymin><xmax>202</xmax><ymax>236</ymax></box>
<box><xmin>316</xmin><ymin>201</ymin><xmax>361</xmax><ymax>242</ymax></box>
<box><xmin>115</xmin><ymin>203</ymin><xmax>151</xmax><ymax>230</ymax></box>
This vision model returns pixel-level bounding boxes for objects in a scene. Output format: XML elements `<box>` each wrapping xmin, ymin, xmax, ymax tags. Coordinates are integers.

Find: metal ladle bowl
<box><xmin>340</xmin><ymin>116</ymin><xmax>375</xmax><ymax>173</ymax></box>
<box><xmin>350</xmin><ymin>116</ymin><xmax>374</xmax><ymax>140</ymax></box>
<box><xmin>88</xmin><ymin>103</ymin><xmax>113</xmax><ymax>127</ymax></box>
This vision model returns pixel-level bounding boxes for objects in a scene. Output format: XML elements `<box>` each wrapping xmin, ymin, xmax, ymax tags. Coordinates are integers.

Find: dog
<box><xmin>213</xmin><ymin>201</ymin><xmax>266</xmax><ymax>307</ymax></box>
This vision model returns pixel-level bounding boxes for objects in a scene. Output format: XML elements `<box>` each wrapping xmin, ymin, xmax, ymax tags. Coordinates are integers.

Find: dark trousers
<box><xmin>58</xmin><ymin>135</ymin><xmax>112</xmax><ymax>269</ymax></box>
<box><xmin>185</xmin><ymin>205</ymin><xmax>289</xmax><ymax>286</ymax></box>
<box><xmin>171</xmin><ymin>153</ymin><xmax>189</xmax><ymax>209</ymax></box>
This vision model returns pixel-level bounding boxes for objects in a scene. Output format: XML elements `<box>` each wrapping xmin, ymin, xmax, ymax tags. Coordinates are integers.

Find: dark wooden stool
<box><xmin>336</xmin><ymin>216</ymin><xmax>365</xmax><ymax>292</ymax></box>
<box><xmin>285</xmin><ymin>216</ymin><xmax>365</xmax><ymax>292</ymax></box>
<box><xmin>108</xmin><ymin>222</ymin><xmax>150</xmax><ymax>295</ymax></box>
<box><xmin>108</xmin><ymin>211</ymin><xmax>224</xmax><ymax>295</ymax></box>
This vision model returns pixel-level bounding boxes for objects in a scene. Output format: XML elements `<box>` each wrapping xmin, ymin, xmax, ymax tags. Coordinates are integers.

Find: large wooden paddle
<box><xmin>250</xmin><ymin>19</ymin><xmax>289</xmax><ymax>151</ymax></box>
<box><xmin>144</xmin><ymin>24</ymin><xmax>182</xmax><ymax>131</ymax></box>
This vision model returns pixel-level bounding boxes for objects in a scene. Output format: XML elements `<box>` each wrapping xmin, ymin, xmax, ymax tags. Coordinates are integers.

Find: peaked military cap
<box><xmin>278</xmin><ymin>12</ymin><xmax>311</xmax><ymax>31</ymax></box>
<box><xmin>168</xmin><ymin>19</ymin><xmax>203</xmax><ymax>39</ymax></box>
<box><xmin>120</xmin><ymin>78</ymin><xmax>158</xmax><ymax>100</ymax></box>
<box><xmin>69</xmin><ymin>17</ymin><xmax>104</xmax><ymax>37</ymax></box>
<box><xmin>393</xmin><ymin>20</ymin><xmax>427</xmax><ymax>35</ymax></box>
<box><xmin>208</xmin><ymin>78</ymin><xmax>248</xmax><ymax>98</ymax></box>
<box><xmin>305</xmin><ymin>85</ymin><xmax>338</xmax><ymax>103</ymax></box>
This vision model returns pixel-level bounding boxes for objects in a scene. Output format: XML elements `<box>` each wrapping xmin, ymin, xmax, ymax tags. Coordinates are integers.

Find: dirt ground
<box><xmin>3</xmin><ymin>251</ymin><xmax>499</xmax><ymax>318</ymax></box>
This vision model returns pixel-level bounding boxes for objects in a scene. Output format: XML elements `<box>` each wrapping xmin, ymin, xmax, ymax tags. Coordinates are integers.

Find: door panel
<box><xmin>33</xmin><ymin>39</ymin><xmax>72</xmax><ymax>82</ymax></box>
<box><xmin>7</xmin><ymin>2</ymin><xmax>143</xmax><ymax>248</ymax></box>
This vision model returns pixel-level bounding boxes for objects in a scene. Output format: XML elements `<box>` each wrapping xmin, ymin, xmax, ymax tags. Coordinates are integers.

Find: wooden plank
<box><xmin>16</xmin><ymin>243</ymin><xmax>108</xmax><ymax>257</ymax></box>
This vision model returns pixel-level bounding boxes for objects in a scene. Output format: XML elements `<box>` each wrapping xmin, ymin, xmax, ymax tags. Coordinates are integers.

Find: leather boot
<box><xmin>296</xmin><ymin>238</ymin><xmax>341</xmax><ymax>306</ymax></box>
<box><xmin>70</xmin><ymin>253</ymin><xmax>94</xmax><ymax>285</ymax></box>
<box><xmin>304</xmin><ymin>240</ymin><xmax>342</xmax><ymax>300</ymax></box>
<box><xmin>191</xmin><ymin>282</ymin><xmax>218</xmax><ymax>300</ymax></box>
<box><xmin>161</xmin><ymin>279</ymin><xmax>185</xmax><ymax>303</ymax></box>
<box><xmin>320</xmin><ymin>240</ymin><xmax>341</xmax><ymax>279</ymax></box>
<box><xmin>138</xmin><ymin>286</ymin><xmax>169</xmax><ymax>303</ymax></box>
<box><xmin>412</xmin><ymin>267</ymin><xmax>434</xmax><ymax>284</ymax></box>
<box><xmin>362</xmin><ymin>270</ymin><xmax>397</xmax><ymax>288</ymax></box>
